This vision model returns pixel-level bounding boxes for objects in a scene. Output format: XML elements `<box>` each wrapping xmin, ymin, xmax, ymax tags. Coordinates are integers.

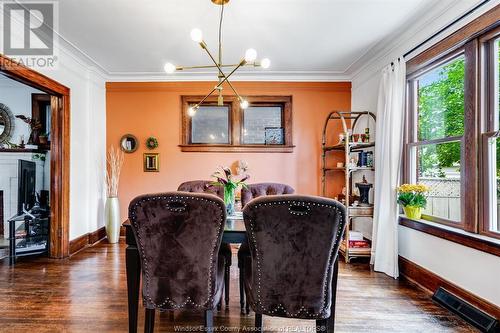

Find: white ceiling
<box><xmin>56</xmin><ymin>0</ymin><xmax>448</xmax><ymax>78</ymax></box>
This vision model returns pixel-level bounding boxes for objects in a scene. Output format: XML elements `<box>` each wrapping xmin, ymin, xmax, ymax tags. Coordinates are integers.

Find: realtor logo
<box><xmin>2</xmin><ymin>1</ymin><xmax>58</xmax><ymax>69</ymax></box>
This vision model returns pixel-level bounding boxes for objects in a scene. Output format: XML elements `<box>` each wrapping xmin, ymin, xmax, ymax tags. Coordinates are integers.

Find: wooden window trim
<box><xmin>180</xmin><ymin>95</ymin><xmax>294</xmax><ymax>152</ymax></box>
<box><xmin>404</xmin><ymin>46</ymin><xmax>477</xmax><ymax>232</ymax></box>
<box><xmin>479</xmin><ymin>26</ymin><xmax>500</xmax><ymax>239</ymax></box>
<box><xmin>399</xmin><ymin>216</ymin><xmax>500</xmax><ymax>257</ymax></box>
<box><xmin>402</xmin><ymin>5</ymin><xmax>500</xmax><ymax>242</ymax></box>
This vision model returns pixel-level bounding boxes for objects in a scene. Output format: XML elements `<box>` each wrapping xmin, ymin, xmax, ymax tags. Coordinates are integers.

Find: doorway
<box><xmin>0</xmin><ymin>54</ymin><xmax>70</xmax><ymax>258</ymax></box>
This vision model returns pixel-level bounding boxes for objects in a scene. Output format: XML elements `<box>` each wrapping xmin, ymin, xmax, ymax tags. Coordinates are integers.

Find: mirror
<box><xmin>120</xmin><ymin>134</ymin><xmax>138</xmax><ymax>153</ymax></box>
<box><xmin>0</xmin><ymin>103</ymin><xmax>15</xmax><ymax>144</ymax></box>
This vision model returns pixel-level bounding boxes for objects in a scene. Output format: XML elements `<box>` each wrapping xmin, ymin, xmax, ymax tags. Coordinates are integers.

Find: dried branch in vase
<box><xmin>106</xmin><ymin>145</ymin><xmax>124</xmax><ymax>197</ymax></box>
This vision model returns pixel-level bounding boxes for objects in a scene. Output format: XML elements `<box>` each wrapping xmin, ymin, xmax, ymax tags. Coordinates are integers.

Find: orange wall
<box><xmin>106</xmin><ymin>81</ymin><xmax>350</xmax><ymax>218</ymax></box>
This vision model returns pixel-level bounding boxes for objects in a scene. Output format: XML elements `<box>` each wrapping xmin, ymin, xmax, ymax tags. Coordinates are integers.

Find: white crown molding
<box><xmin>349</xmin><ymin>0</ymin><xmax>497</xmax><ymax>89</ymax></box>
<box><xmin>106</xmin><ymin>70</ymin><xmax>351</xmax><ymax>82</ymax></box>
<box><xmin>4</xmin><ymin>0</ymin><xmax>495</xmax><ymax>84</ymax></box>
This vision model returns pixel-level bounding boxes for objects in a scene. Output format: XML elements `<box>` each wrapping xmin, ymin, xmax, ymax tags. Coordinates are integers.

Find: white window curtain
<box><xmin>371</xmin><ymin>58</ymin><xmax>406</xmax><ymax>278</ymax></box>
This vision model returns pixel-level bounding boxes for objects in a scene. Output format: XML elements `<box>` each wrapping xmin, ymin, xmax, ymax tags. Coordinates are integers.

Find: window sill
<box><xmin>399</xmin><ymin>216</ymin><xmax>500</xmax><ymax>257</ymax></box>
<box><xmin>179</xmin><ymin>144</ymin><xmax>295</xmax><ymax>153</ymax></box>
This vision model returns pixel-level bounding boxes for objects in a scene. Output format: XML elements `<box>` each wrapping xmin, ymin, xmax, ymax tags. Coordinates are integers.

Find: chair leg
<box><xmin>239</xmin><ymin>267</ymin><xmax>245</xmax><ymax>314</ymax></box>
<box><xmin>316</xmin><ymin>319</ymin><xmax>328</xmax><ymax>332</ymax></box>
<box><xmin>217</xmin><ymin>299</ymin><xmax>222</xmax><ymax>311</ymax></box>
<box><xmin>224</xmin><ymin>263</ymin><xmax>230</xmax><ymax>307</ymax></box>
<box><xmin>327</xmin><ymin>258</ymin><xmax>339</xmax><ymax>333</ymax></box>
<box><xmin>204</xmin><ymin>310</ymin><xmax>213</xmax><ymax>329</ymax></box>
<box><xmin>255</xmin><ymin>313</ymin><xmax>263</xmax><ymax>332</ymax></box>
<box><xmin>144</xmin><ymin>308</ymin><xmax>155</xmax><ymax>333</ymax></box>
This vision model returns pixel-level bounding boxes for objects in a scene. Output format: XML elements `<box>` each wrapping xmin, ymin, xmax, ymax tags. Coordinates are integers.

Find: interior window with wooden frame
<box><xmin>180</xmin><ymin>95</ymin><xmax>293</xmax><ymax>152</ymax></box>
<box><xmin>403</xmin><ymin>6</ymin><xmax>500</xmax><ymax>242</ymax></box>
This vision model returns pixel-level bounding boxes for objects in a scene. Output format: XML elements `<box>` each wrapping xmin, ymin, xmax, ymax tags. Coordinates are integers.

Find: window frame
<box><xmin>479</xmin><ymin>26</ymin><xmax>500</xmax><ymax>239</ymax></box>
<box><xmin>401</xmin><ymin>5</ymin><xmax>500</xmax><ymax>248</ymax></box>
<box><xmin>180</xmin><ymin>95</ymin><xmax>293</xmax><ymax>152</ymax></box>
<box><xmin>404</xmin><ymin>45</ymin><xmax>477</xmax><ymax>233</ymax></box>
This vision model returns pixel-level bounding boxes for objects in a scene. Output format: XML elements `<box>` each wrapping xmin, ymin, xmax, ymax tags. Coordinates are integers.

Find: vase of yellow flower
<box><xmin>397</xmin><ymin>184</ymin><xmax>429</xmax><ymax>220</ymax></box>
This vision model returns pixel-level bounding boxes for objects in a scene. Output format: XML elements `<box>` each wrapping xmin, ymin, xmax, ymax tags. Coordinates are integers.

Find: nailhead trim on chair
<box><xmin>129</xmin><ymin>194</ymin><xmax>225</xmax><ymax>310</ymax></box>
<box><xmin>247</xmin><ymin>199</ymin><xmax>345</xmax><ymax>319</ymax></box>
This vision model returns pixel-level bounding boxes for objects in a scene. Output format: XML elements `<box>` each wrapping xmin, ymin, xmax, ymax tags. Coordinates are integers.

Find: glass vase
<box><xmin>224</xmin><ymin>186</ymin><xmax>235</xmax><ymax>216</ymax></box>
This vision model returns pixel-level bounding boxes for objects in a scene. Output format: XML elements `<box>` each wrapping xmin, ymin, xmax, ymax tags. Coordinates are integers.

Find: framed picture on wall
<box><xmin>264</xmin><ymin>127</ymin><xmax>284</xmax><ymax>145</ymax></box>
<box><xmin>143</xmin><ymin>153</ymin><xmax>159</xmax><ymax>172</ymax></box>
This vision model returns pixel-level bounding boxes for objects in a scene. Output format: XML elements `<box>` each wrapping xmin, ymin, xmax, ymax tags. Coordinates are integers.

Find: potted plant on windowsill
<box><xmin>397</xmin><ymin>184</ymin><xmax>429</xmax><ymax>220</ymax></box>
<box><xmin>211</xmin><ymin>166</ymin><xmax>249</xmax><ymax>215</ymax></box>
<box><xmin>105</xmin><ymin>145</ymin><xmax>124</xmax><ymax>243</ymax></box>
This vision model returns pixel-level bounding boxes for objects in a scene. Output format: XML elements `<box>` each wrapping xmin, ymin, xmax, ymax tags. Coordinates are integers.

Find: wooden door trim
<box><xmin>0</xmin><ymin>54</ymin><xmax>70</xmax><ymax>258</ymax></box>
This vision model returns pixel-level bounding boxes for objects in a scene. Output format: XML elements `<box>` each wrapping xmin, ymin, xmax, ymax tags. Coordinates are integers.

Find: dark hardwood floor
<box><xmin>0</xmin><ymin>241</ymin><xmax>477</xmax><ymax>332</ymax></box>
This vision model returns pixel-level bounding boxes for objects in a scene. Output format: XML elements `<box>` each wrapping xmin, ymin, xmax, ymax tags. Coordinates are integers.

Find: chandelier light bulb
<box><xmin>164</xmin><ymin>62</ymin><xmax>176</xmax><ymax>74</ymax></box>
<box><xmin>260</xmin><ymin>58</ymin><xmax>271</xmax><ymax>69</ymax></box>
<box><xmin>244</xmin><ymin>48</ymin><xmax>257</xmax><ymax>62</ymax></box>
<box><xmin>190</xmin><ymin>28</ymin><xmax>203</xmax><ymax>43</ymax></box>
<box><xmin>240</xmin><ymin>99</ymin><xmax>249</xmax><ymax>109</ymax></box>
<box><xmin>188</xmin><ymin>106</ymin><xmax>198</xmax><ymax>117</ymax></box>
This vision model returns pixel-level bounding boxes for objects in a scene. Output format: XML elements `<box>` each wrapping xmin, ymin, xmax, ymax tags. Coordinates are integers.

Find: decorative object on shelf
<box><xmin>164</xmin><ymin>0</ymin><xmax>271</xmax><ymax>116</ymax></box>
<box><xmin>120</xmin><ymin>134</ymin><xmax>138</xmax><ymax>153</ymax></box>
<box><xmin>211</xmin><ymin>166</ymin><xmax>249</xmax><ymax>215</ymax></box>
<box><xmin>364</xmin><ymin>127</ymin><xmax>370</xmax><ymax>142</ymax></box>
<box><xmin>337</xmin><ymin>162</ymin><xmax>344</xmax><ymax>168</ymax></box>
<box><xmin>0</xmin><ymin>103</ymin><xmax>15</xmax><ymax>143</ymax></box>
<box><xmin>355</xmin><ymin>176</ymin><xmax>373</xmax><ymax>207</ymax></box>
<box><xmin>397</xmin><ymin>183</ymin><xmax>429</xmax><ymax>220</ymax></box>
<box><xmin>264</xmin><ymin>127</ymin><xmax>284</xmax><ymax>145</ymax></box>
<box><xmin>145</xmin><ymin>136</ymin><xmax>159</xmax><ymax>150</ymax></box>
<box><xmin>366</xmin><ymin>151</ymin><xmax>374</xmax><ymax>167</ymax></box>
<box><xmin>105</xmin><ymin>145</ymin><xmax>124</xmax><ymax>244</ymax></box>
<box><xmin>143</xmin><ymin>153</ymin><xmax>159</xmax><ymax>172</ymax></box>
<box><xmin>338</xmin><ymin>133</ymin><xmax>345</xmax><ymax>144</ymax></box>
<box><xmin>38</xmin><ymin>133</ymin><xmax>49</xmax><ymax>145</ymax></box>
<box><xmin>15</xmin><ymin>114</ymin><xmax>41</xmax><ymax>145</ymax></box>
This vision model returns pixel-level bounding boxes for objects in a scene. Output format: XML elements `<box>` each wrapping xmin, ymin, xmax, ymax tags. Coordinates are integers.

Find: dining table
<box><xmin>123</xmin><ymin>212</ymin><xmax>246</xmax><ymax>333</ymax></box>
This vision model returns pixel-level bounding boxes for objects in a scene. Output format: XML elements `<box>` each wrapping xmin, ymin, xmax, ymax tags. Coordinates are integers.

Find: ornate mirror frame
<box><xmin>0</xmin><ymin>102</ymin><xmax>15</xmax><ymax>143</ymax></box>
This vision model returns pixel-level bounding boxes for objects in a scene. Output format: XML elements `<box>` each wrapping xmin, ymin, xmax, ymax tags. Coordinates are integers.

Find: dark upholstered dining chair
<box><xmin>128</xmin><ymin>192</ymin><xmax>226</xmax><ymax>332</ymax></box>
<box><xmin>238</xmin><ymin>182</ymin><xmax>295</xmax><ymax>313</ymax></box>
<box><xmin>242</xmin><ymin>195</ymin><xmax>346</xmax><ymax>332</ymax></box>
<box><xmin>177</xmin><ymin>180</ymin><xmax>232</xmax><ymax>310</ymax></box>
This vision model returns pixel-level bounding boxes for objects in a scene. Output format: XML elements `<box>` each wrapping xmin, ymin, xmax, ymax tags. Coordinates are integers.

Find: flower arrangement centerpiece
<box><xmin>211</xmin><ymin>166</ymin><xmax>249</xmax><ymax>215</ymax></box>
<box><xmin>397</xmin><ymin>183</ymin><xmax>429</xmax><ymax>220</ymax></box>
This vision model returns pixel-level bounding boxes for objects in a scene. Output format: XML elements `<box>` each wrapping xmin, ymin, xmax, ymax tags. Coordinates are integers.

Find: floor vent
<box><xmin>432</xmin><ymin>287</ymin><xmax>498</xmax><ymax>332</ymax></box>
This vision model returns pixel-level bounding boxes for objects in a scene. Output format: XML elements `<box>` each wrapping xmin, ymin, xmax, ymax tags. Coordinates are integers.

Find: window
<box><xmin>404</xmin><ymin>12</ymin><xmax>500</xmax><ymax>242</ymax></box>
<box><xmin>242</xmin><ymin>106</ymin><xmax>282</xmax><ymax>144</ymax></box>
<box><xmin>408</xmin><ymin>55</ymin><xmax>465</xmax><ymax>225</ymax></box>
<box><xmin>191</xmin><ymin>105</ymin><xmax>230</xmax><ymax>144</ymax></box>
<box><xmin>481</xmin><ymin>32</ymin><xmax>500</xmax><ymax>237</ymax></box>
<box><xmin>180</xmin><ymin>96</ymin><xmax>292</xmax><ymax>152</ymax></box>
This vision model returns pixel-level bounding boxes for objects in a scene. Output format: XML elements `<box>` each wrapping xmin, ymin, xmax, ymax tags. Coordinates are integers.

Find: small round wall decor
<box><xmin>145</xmin><ymin>136</ymin><xmax>159</xmax><ymax>150</ymax></box>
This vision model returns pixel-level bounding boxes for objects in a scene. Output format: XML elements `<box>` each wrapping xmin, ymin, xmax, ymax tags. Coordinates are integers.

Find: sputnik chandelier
<box><xmin>163</xmin><ymin>0</ymin><xmax>270</xmax><ymax>117</ymax></box>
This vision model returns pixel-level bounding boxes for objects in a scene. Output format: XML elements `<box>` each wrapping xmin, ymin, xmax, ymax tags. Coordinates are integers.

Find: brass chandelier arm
<box><xmin>176</xmin><ymin>63</ymin><xmax>259</xmax><ymax>71</ymax></box>
<box><xmin>199</xmin><ymin>41</ymin><xmax>246</xmax><ymax>99</ymax></box>
<box><xmin>194</xmin><ymin>59</ymin><xmax>248</xmax><ymax>107</ymax></box>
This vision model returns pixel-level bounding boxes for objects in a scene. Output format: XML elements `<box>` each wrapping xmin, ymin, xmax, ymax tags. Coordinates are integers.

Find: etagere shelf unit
<box><xmin>321</xmin><ymin>111</ymin><xmax>376</xmax><ymax>263</ymax></box>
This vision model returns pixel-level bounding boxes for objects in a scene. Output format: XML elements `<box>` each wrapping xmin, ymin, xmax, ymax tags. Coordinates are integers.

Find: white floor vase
<box><xmin>105</xmin><ymin>197</ymin><xmax>121</xmax><ymax>243</ymax></box>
